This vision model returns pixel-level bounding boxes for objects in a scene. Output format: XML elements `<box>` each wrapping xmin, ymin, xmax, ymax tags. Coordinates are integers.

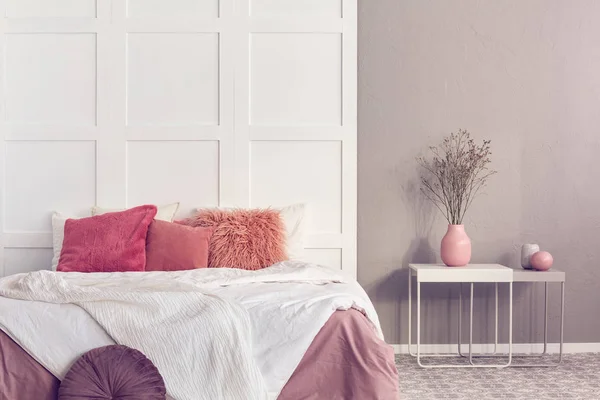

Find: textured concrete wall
<box><xmin>358</xmin><ymin>0</ymin><xmax>600</xmax><ymax>344</ymax></box>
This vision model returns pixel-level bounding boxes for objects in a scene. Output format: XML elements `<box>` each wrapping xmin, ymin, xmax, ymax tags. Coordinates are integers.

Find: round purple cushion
<box><xmin>58</xmin><ymin>345</ymin><xmax>166</xmax><ymax>400</ymax></box>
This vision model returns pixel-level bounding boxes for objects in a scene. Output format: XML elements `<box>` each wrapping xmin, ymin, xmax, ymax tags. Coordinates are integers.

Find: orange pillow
<box><xmin>179</xmin><ymin>208</ymin><xmax>288</xmax><ymax>270</ymax></box>
<box><xmin>145</xmin><ymin>220</ymin><xmax>212</xmax><ymax>271</ymax></box>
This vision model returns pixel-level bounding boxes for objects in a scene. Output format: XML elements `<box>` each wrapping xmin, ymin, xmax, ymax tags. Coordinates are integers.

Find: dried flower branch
<box><xmin>417</xmin><ymin>129</ymin><xmax>496</xmax><ymax>225</ymax></box>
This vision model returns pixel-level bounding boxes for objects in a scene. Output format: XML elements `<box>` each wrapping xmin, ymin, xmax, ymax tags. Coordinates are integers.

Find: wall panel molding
<box><xmin>0</xmin><ymin>0</ymin><xmax>357</xmax><ymax>277</ymax></box>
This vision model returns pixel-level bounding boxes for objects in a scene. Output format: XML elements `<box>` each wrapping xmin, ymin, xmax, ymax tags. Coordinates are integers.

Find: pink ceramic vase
<box><xmin>441</xmin><ymin>225</ymin><xmax>471</xmax><ymax>267</ymax></box>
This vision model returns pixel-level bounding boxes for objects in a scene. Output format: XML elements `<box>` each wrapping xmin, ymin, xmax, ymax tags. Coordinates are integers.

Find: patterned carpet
<box><xmin>396</xmin><ymin>354</ymin><xmax>600</xmax><ymax>399</ymax></box>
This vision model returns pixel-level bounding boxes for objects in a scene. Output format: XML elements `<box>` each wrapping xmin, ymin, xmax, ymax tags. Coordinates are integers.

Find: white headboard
<box><xmin>0</xmin><ymin>0</ymin><xmax>357</xmax><ymax>277</ymax></box>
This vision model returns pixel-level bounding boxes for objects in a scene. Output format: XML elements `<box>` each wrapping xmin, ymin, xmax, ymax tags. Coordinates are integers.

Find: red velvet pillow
<box><xmin>179</xmin><ymin>208</ymin><xmax>288</xmax><ymax>270</ymax></box>
<box><xmin>57</xmin><ymin>205</ymin><xmax>157</xmax><ymax>273</ymax></box>
<box><xmin>145</xmin><ymin>220</ymin><xmax>212</xmax><ymax>271</ymax></box>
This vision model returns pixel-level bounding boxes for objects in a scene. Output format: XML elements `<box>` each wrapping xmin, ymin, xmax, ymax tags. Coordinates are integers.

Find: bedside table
<box><xmin>510</xmin><ymin>268</ymin><xmax>565</xmax><ymax>367</ymax></box>
<box><xmin>408</xmin><ymin>263</ymin><xmax>513</xmax><ymax>368</ymax></box>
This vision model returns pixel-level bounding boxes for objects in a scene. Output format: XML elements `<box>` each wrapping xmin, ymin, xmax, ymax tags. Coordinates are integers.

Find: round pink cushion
<box><xmin>58</xmin><ymin>345</ymin><xmax>166</xmax><ymax>400</ymax></box>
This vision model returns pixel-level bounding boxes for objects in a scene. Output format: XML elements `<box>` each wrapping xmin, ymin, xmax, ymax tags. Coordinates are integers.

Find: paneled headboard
<box><xmin>0</xmin><ymin>0</ymin><xmax>357</xmax><ymax>277</ymax></box>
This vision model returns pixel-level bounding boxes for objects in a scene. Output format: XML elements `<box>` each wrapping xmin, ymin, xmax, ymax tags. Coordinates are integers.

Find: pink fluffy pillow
<box><xmin>145</xmin><ymin>220</ymin><xmax>213</xmax><ymax>272</ymax></box>
<box><xmin>57</xmin><ymin>205</ymin><xmax>157</xmax><ymax>273</ymax></box>
<box><xmin>180</xmin><ymin>208</ymin><xmax>288</xmax><ymax>270</ymax></box>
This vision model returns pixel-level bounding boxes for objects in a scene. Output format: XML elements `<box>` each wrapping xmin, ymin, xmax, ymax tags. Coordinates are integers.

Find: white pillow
<box><xmin>91</xmin><ymin>203</ymin><xmax>180</xmax><ymax>222</ymax></box>
<box><xmin>194</xmin><ymin>203</ymin><xmax>307</xmax><ymax>260</ymax></box>
<box><xmin>279</xmin><ymin>203</ymin><xmax>307</xmax><ymax>260</ymax></box>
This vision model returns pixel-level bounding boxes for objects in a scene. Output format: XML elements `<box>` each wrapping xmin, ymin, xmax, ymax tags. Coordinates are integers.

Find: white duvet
<box><xmin>0</xmin><ymin>261</ymin><xmax>383</xmax><ymax>400</ymax></box>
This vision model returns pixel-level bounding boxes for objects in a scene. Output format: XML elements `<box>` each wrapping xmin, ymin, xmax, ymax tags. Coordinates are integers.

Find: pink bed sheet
<box><xmin>0</xmin><ymin>310</ymin><xmax>398</xmax><ymax>400</ymax></box>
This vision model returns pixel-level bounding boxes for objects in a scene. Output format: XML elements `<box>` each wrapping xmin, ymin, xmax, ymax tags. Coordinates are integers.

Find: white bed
<box><xmin>0</xmin><ymin>1</ymin><xmax>377</xmax><ymax>399</ymax></box>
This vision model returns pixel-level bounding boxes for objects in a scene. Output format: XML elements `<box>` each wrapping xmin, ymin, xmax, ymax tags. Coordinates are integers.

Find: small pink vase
<box><xmin>441</xmin><ymin>225</ymin><xmax>471</xmax><ymax>267</ymax></box>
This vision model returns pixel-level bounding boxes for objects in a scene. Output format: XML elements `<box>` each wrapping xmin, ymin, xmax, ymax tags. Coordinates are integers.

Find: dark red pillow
<box><xmin>57</xmin><ymin>205</ymin><xmax>157</xmax><ymax>272</ymax></box>
<box><xmin>145</xmin><ymin>220</ymin><xmax>213</xmax><ymax>271</ymax></box>
<box><xmin>58</xmin><ymin>345</ymin><xmax>166</xmax><ymax>400</ymax></box>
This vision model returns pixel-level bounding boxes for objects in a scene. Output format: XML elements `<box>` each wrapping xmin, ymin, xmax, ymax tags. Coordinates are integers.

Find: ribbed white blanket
<box><xmin>0</xmin><ymin>270</ymin><xmax>268</xmax><ymax>400</ymax></box>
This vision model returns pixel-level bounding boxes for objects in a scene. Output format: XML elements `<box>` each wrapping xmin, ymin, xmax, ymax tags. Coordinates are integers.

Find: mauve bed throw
<box><xmin>0</xmin><ymin>332</ymin><xmax>59</xmax><ymax>400</ymax></box>
<box><xmin>279</xmin><ymin>309</ymin><xmax>399</xmax><ymax>400</ymax></box>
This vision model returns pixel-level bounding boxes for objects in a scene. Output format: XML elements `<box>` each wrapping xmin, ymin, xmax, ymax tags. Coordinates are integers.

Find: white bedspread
<box><xmin>0</xmin><ymin>261</ymin><xmax>383</xmax><ymax>399</ymax></box>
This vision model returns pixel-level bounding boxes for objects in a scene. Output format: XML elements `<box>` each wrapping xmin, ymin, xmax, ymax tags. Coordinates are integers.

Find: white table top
<box><xmin>512</xmin><ymin>268</ymin><xmax>565</xmax><ymax>283</ymax></box>
<box><xmin>408</xmin><ymin>264</ymin><xmax>513</xmax><ymax>283</ymax></box>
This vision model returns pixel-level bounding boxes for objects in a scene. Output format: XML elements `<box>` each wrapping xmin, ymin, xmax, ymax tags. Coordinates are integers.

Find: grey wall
<box><xmin>358</xmin><ymin>0</ymin><xmax>600</xmax><ymax>345</ymax></box>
